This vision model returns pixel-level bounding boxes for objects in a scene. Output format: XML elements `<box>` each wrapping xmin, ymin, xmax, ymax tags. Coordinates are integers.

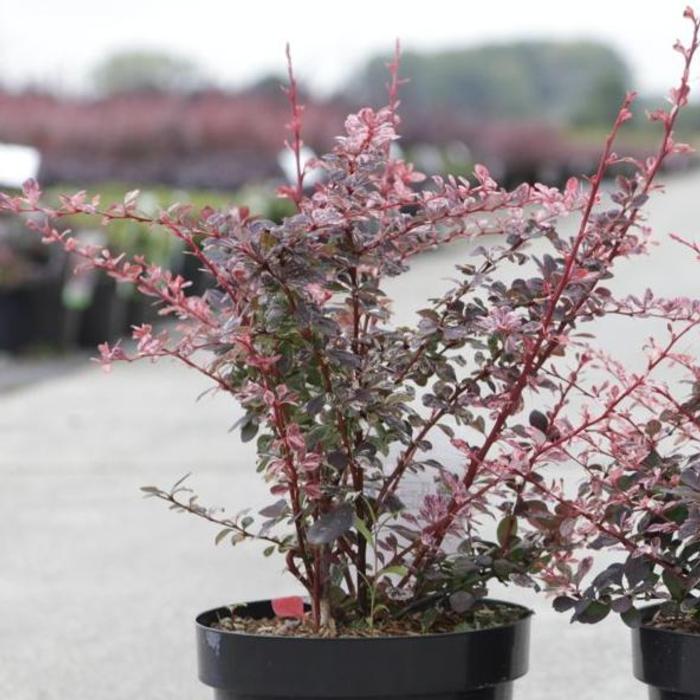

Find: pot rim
<box><xmin>637</xmin><ymin>601</ymin><xmax>700</xmax><ymax>639</ymax></box>
<box><xmin>196</xmin><ymin>597</ymin><xmax>533</xmax><ymax>642</ymax></box>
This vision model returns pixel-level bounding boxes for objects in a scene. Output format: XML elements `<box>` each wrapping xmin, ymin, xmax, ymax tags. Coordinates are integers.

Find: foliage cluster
<box><xmin>2</xmin><ymin>9</ymin><xmax>700</xmax><ymax>635</ymax></box>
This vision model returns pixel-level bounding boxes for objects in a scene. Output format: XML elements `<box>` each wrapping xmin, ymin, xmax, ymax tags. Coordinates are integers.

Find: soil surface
<box><xmin>648</xmin><ymin>609</ymin><xmax>700</xmax><ymax>634</ymax></box>
<box><xmin>211</xmin><ymin>601</ymin><xmax>529</xmax><ymax>638</ymax></box>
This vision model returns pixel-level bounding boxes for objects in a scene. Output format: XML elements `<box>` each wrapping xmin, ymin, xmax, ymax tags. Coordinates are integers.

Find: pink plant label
<box><xmin>271</xmin><ymin>596</ymin><xmax>305</xmax><ymax>620</ymax></box>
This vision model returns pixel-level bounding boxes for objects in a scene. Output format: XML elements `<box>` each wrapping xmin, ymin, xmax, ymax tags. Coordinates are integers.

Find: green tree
<box><xmin>91</xmin><ymin>50</ymin><xmax>207</xmax><ymax>95</ymax></box>
<box><xmin>346</xmin><ymin>41</ymin><xmax>631</xmax><ymax>127</ymax></box>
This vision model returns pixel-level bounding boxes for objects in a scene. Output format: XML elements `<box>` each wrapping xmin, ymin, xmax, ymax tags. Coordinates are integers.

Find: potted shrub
<box><xmin>512</xmin><ymin>13</ymin><xmax>700</xmax><ymax>699</ymax></box>
<box><xmin>542</xmin><ymin>296</ymin><xmax>700</xmax><ymax>700</ymax></box>
<box><xmin>1</xmin><ymin>9</ymin><xmax>699</xmax><ymax>698</ymax></box>
<box><xmin>542</xmin><ymin>218</ymin><xmax>700</xmax><ymax>700</ymax></box>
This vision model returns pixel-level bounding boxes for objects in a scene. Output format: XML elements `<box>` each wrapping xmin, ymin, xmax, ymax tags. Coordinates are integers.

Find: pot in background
<box><xmin>0</xmin><ymin>287</ymin><xmax>35</xmax><ymax>351</ymax></box>
<box><xmin>77</xmin><ymin>277</ymin><xmax>128</xmax><ymax>347</ymax></box>
<box><xmin>632</xmin><ymin>605</ymin><xmax>700</xmax><ymax>699</ymax></box>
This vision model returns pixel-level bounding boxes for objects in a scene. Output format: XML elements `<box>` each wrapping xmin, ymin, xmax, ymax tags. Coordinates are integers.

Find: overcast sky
<box><xmin>0</xmin><ymin>1</ymin><xmax>696</xmax><ymax>96</ymax></box>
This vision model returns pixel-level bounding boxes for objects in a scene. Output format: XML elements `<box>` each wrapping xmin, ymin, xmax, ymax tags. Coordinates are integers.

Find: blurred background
<box><xmin>1</xmin><ymin>2</ymin><xmax>699</xmax><ymax>699</ymax></box>
<box><xmin>0</xmin><ymin>0</ymin><xmax>698</xmax><ymax>358</ymax></box>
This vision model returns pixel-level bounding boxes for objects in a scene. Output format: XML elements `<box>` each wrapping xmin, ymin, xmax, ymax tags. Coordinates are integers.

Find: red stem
<box><xmin>284</xmin><ymin>44</ymin><xmax>305</xmax><ymax>209</ymax></box>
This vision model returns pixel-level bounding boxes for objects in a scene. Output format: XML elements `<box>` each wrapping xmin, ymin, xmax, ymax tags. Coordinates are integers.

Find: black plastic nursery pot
<box><xmin>0</xmin><ymin>284</ymin><xmax>63</xmax><ymax>351</ymax></box>
<box><xmin>77</xmin><ymin>277</ymin><xmax>128</xmax><ymax>347</ymax></box>
<box><xmin>0</xmin><ymin>287</ymin><xmax>35</xmax><ymax>351</ymax></box>
<box><xmin>181</xmin><ymin>251</ymin><xmax>214</xmax><ymax>298</ymax></box>
<box><xmin>196</xmin><ymin>599</ymin><xmax>532</xmax><ymax>699</ymax></box>
<box><xmin>0</xmin><ymin>253</ymin><xmax>66</xmax><ymax>352</ymax></box>
<box><xmin>632</xmin><ymin>605</ymin><xmax>700</xmax><ymax>699</ymax></box>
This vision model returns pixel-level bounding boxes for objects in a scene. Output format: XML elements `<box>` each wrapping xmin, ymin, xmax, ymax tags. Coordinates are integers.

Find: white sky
<box><xmin>0</xmin><ymin>1</ymin><xmax>696</xmax><ymax>96</ymax></box>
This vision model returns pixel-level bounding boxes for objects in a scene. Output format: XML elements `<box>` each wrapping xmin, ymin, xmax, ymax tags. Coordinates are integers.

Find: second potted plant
<box><xmin>533</xmin><ymin>13</ymin><xmax>700</xmax><ymax>687</ymax></box>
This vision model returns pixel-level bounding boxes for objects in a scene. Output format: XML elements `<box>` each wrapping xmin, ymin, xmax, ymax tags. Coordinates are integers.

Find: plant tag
<box><xmin>271</xmin><ymin>596</ymin><xmax>305</xmax><ymax>620</ymax></box>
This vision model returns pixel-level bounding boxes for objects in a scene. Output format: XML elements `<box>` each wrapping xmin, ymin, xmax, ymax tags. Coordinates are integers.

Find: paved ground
<box><xmin>4</xmin><ymin>170</ymin><xmax>700</xmax><ymax>699</ymax></box>
<box><xmin>0</xmin><ymin>353</ymin><xmax>88</xmax><ymax>394</ymax></box>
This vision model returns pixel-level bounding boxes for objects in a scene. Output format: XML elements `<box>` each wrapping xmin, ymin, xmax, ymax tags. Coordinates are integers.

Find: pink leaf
<box><xmin>271</xmin><ymin>596</ymin><xmax>305</xmax><ymax>620</ymax></box>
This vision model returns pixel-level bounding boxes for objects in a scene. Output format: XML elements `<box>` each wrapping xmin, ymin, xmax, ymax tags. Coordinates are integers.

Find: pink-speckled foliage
<box><xmin>2</xmin><ymin>10</ymin><xmax>700</xmax><ymax>632</ymax></box>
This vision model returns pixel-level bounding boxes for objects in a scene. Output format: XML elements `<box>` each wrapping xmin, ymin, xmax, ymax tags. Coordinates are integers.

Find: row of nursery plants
<box><xmin>0</xmin><ymin>90</ymin><xmax>344</xmax><ymax>189</ymax></box>
<box><xmin>0</xmin><ymin>86</ymin><xmax>623</xmax><ymax>191</ymax></box>
<box><xmin>3</xmin><ymin>7</ymin><xmax>700</xmax><ymax>699</ymax></box>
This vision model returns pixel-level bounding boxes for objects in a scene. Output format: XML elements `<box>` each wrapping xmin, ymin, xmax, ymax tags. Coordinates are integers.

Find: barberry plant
<box><xmin>544</xmin><ymin>230</ymin><xmax>700</xmax><ymax>627</ymax></box>
<box><xmin>2</xmin><ymin>9</ymin><xmax>699</xmax><ymax>634</ymax></box>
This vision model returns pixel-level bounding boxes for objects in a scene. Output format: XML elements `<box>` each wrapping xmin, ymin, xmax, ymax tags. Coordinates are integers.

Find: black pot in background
<box><xmin>0</xmin><ymin>280</ymin><xmax>67</xmax><ymax>352</ymax></box>
<box><xmin>181</xmin><ymin>250</ymin><xmax>214</xmax><ymax>298</ymax></box>
<box><xmin>124</xmin><ymin>296</ymin><xmax>153</xmax><ymax>329</ymax></box>
<box><xmin>28</xmin><ymin>254</ymin><xmax>72</xmax><ymax>349</ymax></box>
<box><xmin>0</xmin><ymin>287</ymin><xmax>35</xmax><ymax>351</ymax></box>
<box><xmin>197</xmin><ymin>599</ymin><xmax>531</xmax><ymax>700</ymax></box>
<box><xmin>632</xmin><ymin>605</ymin><xmax>700</xmax><ymax>699</ymax></box>
<box><xmin>77</xmin><ymin>277</ymin><xmax>128</xmax><ymax>347</ymax></box>
<box><xmin>0</xmin><ymin>248</ymin><xmax>67</xmax><ymax>352</ymax></box>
